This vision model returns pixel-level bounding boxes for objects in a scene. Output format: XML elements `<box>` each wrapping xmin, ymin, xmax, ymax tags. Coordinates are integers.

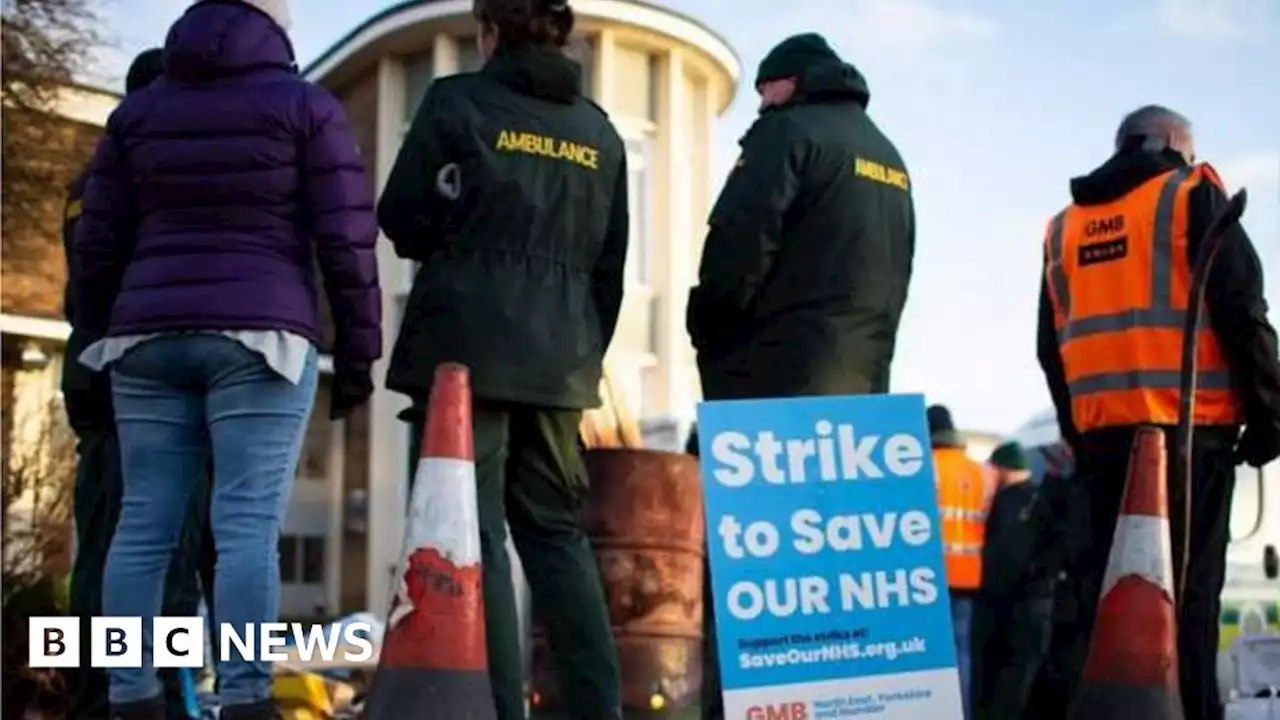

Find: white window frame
<box><xmin>402</xmin><ymin>52</ymin><xmax>434</xmax><ymax>136</ymax></box>
<box><xmin>615</xmin><ymin>118</ymin><xmax>656</xmax><ymax>291</ymax></box>
<box><xmin>568</xmin><ymin>35</ymin><xmax>597</xmax><ymax>99</ymax></box>
<box><xmin>604</xmin><ymin>351</ymin><xmax>656</xmax><ymax>424</ymax></box>
<box><xmin>1230</xmin><ymin>464</ymin><xmax>1266</xmax><ymax>541</ymax></box>
<box><xmin>279</xmin><ymin>535</ymin><xmax>301</xmax><ymax>584</ymax></box>
<box><xmin>401</xmin><ymin>261</ymin><xmax>418</xmax><ymax>295</ymax></box>
<box><xmin>279</xmin><ymin>534</ymin><xmax>327</xmax><ymax>584</ymax></box>
<box><xmin>456</xmin><ymin>35</ymin><xmax>483</xmax><ymax>74</ymax></box>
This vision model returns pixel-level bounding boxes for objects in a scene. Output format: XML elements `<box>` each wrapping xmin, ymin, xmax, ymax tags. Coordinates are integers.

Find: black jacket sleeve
<box><xmin>1037</xmin><ymin>265</ymin><xmax>1080</xmax><ymax>450</ymax></box>
<box><xmin>61</xmin><ymin>168</ymin><xmax>114</xmax><ymax>433</ymax></box>
<box><xmin>73</xmin><ymin>121</ymin><xmax>137</xmax><ymax>336</ymax></box>
<box><xmin>688</xmin><ymin>112</ymin><xmax>804</xmax><ymax>355</ymax></box>
<box><xmin>61</xmin><ymin>171</ymin><xmax>88</xmax><ymax>325</ymax></box>
<box><xmin>378</xmin><ymin>85</ymin><xmax>454</xmax><ymax>261</ymax></box>
<box><xmin>592</xmin><ymin>154</ymin><xmax>629</xmax><ymax>350</ymax></box>
<box><xmin>303</xmin><ymin>86</ymin><xmax>383</xmax><ymax>366</ymax></box>
<box><xmin>1187</xmin><ymin>175</ymin><xmax>1280</xmax><ymax>434</ymax></box>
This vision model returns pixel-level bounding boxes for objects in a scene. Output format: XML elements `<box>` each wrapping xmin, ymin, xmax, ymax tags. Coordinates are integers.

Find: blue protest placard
<box><xmin>697</xmin><ymin>393</ymin><xmax>962</xmax><ymax>719</ymax></box>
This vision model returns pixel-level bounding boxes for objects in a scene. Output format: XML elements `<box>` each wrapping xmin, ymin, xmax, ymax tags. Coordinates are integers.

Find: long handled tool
<box><xmin>1175</xmin><ymin>187</ymin><xmax>1248</xmax><ymax>599</ymax></box>
<box><xmin>578</xmin><ymin>369</ymin><xmax>645</xmax><ymax>450</ymax></box>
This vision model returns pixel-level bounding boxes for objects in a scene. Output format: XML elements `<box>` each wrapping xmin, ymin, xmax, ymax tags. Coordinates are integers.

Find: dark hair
<box><xmin>125</xmin><ymin>48</ymin><xmax>165</xmax><ymax>94</ymax></box>
<box><xmin>474</xmin><ymin>0</ymin><xmax>574</xmax><ymax>49</ymax></box>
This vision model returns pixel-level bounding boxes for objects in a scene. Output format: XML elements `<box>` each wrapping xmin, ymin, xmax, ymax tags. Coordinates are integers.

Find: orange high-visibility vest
<box><xmin>933</xmin><ymin>447</ymin><xmax>987</xmax><ymax>591</ymax></box>
<box><xmin>1043</xmin><ymin>164</ymin><xmax>1243</xmax><ymax>433</ymax></box>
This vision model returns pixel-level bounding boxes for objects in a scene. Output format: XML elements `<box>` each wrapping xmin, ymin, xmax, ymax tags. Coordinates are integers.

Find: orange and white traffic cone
<box><xmin>365</xmin><ymin>363</ymin><xmax>496</xmax><ymax>719</ymax></box>
<box><xmin>1069</xmin><ymin>426</ymin><xmax>1182</xmax><ymax>719</ymax></box>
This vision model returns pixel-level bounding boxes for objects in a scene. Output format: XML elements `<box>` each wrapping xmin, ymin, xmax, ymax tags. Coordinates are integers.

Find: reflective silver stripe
<box><xmin>1058</xmin><ymin>168</ymin><xmax>1191</xmax><ymax>345</ymax></box>
<box><xmin>1046</xmin><ymin>211</ymin><xmax>1069</xmax><ymax>317</ymax></box>
<box><xmin>1068</xmin><ymin>369</ymin><xmax>1233</xmax><ymax>396</ymax></box>
<box><xmin>946</xmin><ymin>509</ymin><xmax>981</xmax><ymax>522</ymax></box>
<box><xmin>945</xmin><ymin>543</ymin><xmax>982</xmax><ymax>556</ymax></box>
<box><xmin>1149</xmin><ymin>169</ymin><xmax>1189</xmax><ymax>308</ymax></box>
<box><xmin>939</xmin><ymin>507</ymin><xmax>984</xmax><ymax>522</ymax></box>
<box><xmin>1058</xmin><ymin>306</ymin><xmax>1185</xmax><ymax>342</ymax></box>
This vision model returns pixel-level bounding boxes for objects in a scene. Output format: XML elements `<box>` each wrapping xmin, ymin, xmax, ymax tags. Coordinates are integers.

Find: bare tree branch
<box><xmin>2</xmin><ymin>0</ymin><xmax>106</xmax><ymax>317</ymax></box>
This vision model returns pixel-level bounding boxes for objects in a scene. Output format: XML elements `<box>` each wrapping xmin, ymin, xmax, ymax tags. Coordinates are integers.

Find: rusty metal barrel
<box><xmin>529</xmin><ymin>448</ymin><xmax>705</xmax><ymax>715</ymax></box>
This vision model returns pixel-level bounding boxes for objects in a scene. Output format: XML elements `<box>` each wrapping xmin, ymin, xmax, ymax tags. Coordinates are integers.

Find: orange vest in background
<box><xmin>933</xmin><ymin>447</ymin><xmax>987</xmax><ymax>591</ymax></box>
<box><xmin>1042</xmin><ymin>164</ymin><xmax>1244</xmax><ymax>433</ymax></box>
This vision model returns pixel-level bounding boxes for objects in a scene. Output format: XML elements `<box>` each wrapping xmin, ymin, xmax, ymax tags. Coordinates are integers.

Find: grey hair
<box><xmin>1114</xmin><ymin>104</ymin><xmax>1194</xmax><ymax>156</ymax></box>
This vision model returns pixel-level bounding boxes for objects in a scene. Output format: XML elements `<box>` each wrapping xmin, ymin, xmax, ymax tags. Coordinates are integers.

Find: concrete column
<box><xmin>325</xmin><ymin>419</ymin><xmax>346</xmax><ymax>614</ymax></box>
<box><xmin>661</xmin><ymin>50</ymin><xmax>693</xmax><ymax>418</ymax></box>
<box><xmin>366</xmin><ymin>55</ymin><xmax>409</xmax><ymax>616</ymax></box>
<box><xmin>594</xmin><ymin>28</ymin><xmax>617</xmax><ymax>111</ymax></box>
<box><xmin>433</xmin><ymin>32</ymin><xmax>459</xmax><ymax>77</ymax></box>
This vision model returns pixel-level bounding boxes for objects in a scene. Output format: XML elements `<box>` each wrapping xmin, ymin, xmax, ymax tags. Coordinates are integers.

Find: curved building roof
<box><xmin>305</xmin><ymin>0</ymin><xmax>740</xmax><ymax>110</ymax></box>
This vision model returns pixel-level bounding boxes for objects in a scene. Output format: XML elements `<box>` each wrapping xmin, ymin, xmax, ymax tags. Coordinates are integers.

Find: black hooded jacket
<box><xmin>1036</xmin><ymin>149</ymin><xmax>1280</xmax><ymax>455</ymax></box>
<box><xmin>688</xmin><ymin>58</ymin><xmax>915</xmax><ymax>400</ymax></box>
<box><xmin>60</xmin><ymin>170</ymin><xmax>113</xmax><ymax>433</ymax></box>
<box><xmin>379</xmin><ymin>46</ymin><xmax>627</xmax><ymax>408</ymax></box>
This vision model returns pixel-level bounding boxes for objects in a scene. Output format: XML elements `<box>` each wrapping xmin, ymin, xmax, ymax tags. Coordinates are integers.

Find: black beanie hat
<box><xmin>125</xmin><ymin>48</ymin><xmax>165</xmax><ymax>94</ymax></box>
<box><xmin>927</xmin><ymin>405</ymin><xmax>955</xmax><ymax>435</ymax></box>
<box><xmin>927</xmin><ymin>404</ymin><xmax>964</xmax><ymax>447</ymax></box>
<box><xmin>755</xmin><ymin>33</ymin><xmax>840</xmax><ymax>86</ymax></box>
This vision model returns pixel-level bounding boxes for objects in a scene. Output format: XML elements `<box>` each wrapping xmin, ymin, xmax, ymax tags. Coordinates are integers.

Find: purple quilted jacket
<box><xmin>73</xmin><ymin>0</ymin><xmax>381</xmax><ymax>364</ymax></box>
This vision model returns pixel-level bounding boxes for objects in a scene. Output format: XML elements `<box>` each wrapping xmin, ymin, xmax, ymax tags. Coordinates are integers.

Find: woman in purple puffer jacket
<box><xmin>72</xmin><ymin>1</ymin><xmax>381</xmax><ymax>718</ymax></box>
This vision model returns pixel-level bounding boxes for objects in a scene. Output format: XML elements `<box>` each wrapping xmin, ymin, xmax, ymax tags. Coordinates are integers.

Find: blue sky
<box><xmin>94</xmin><ymin>0</ymin><xmax>1279</xmax><ymax>434</ymax></box>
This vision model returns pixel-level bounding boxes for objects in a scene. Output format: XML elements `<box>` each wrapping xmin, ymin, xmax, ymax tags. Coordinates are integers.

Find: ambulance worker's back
<box><xmin>378</xmin><ymin>1</ymin><xmax>629</xmax><ymax>717</ymax></box>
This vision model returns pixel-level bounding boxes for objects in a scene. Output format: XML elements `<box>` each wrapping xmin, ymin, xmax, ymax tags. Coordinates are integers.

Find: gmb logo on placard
<box><xmin>746</xmin><ymin>702</ymin><xmax>807</xmax><ymax>720</ymax></box>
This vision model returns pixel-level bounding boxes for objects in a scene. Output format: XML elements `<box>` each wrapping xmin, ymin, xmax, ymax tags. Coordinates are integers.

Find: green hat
<box><xmin>755</xmin><ymin>33</ymin><xmax>840</xmax><ymax>86</ymax></box>
<box><xmin>989</xmin><ymin>441</ymin><xmax>1030</xmax><ymax>472</ymax></box>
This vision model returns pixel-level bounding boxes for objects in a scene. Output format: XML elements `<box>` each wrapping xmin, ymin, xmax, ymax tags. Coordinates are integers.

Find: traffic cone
<box><xmin>365</xmin><ymin>363</ymin><xmax>496</xmax><ymax>719</ymax></box>
<box><xmin>1069</xmin><ymin>426</ymin><xmax>1182</xmax><ymax>719</ymax></box>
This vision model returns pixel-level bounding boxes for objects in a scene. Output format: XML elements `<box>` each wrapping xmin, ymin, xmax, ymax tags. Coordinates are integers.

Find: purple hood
<box><xmin>164</xmin><ymin>1</ymin><xmax>296</xmax><ymax>83</ymax></box>
<box><xmin>70</xmin><ymin>0</ymin><xmax>382</xmax><ymax>364</ymax></box>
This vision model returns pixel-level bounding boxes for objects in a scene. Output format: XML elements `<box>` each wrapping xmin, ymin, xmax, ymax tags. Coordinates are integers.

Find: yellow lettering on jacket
<box><xmin>65</xmin><ymin>199</ymin><xmax>83</xmax><ymax>221</ymax></box>
<box><xmin>854</xmin><ymin>157</ymin><xmax>910</xmax><ymax>191</ymax></box>
<box><xmin>494</xmin><ymin>130</ymin><xmax>600</xmax><ymax>170</ymax></box>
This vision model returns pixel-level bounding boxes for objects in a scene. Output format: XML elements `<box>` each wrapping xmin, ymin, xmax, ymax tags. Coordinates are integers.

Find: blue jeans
<box><xmin>951</xmin><ymin>593</ymin><xmax>974</xmax><ymax>720</ymax></box>
<box><xmin>103</xmin><ymin>335</ymin><xmax>317</xmax><ymax>707</ymax></box>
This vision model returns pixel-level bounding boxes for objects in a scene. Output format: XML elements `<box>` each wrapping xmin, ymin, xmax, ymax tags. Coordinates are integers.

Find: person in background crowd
<box><xmin>686</xmin><ymin>32</ymin><xmax>915</xmax><ymax>719</ymax></box>
<box><xmin>1036</xmin><ymin>104</ymin><xmax>1280</xmax><ymax>720</ymax></box>
<box><xmin>61</xmin><ymin>47</ymin><xmax>211</xmax><ymax>720</ymax></box>
<box><xmin>971</xmin><ymin>441</ymin><xmax>1049</xmax><ymax>720</ymax></box>
<box><xmin>72</xmin><ymin>0</ymin><xmax>381</xmax><ymax>717</ymax></box>
<box><xmin>377</xmin><ymin>0</ymin><xmax>627</xmax><ymax>716</ymax></box>
<box><xmin>1020</xmin><ymin>445</ymin><xmax>1084</xmax><ymax>719</ymax></box>
<box><xmin>927</xmin><ymin>404</ymin><xmax>988</xmax><ymax>720</ymax></box>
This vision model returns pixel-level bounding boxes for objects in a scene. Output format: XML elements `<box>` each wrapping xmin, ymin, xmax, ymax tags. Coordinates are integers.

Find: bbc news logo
<box><xmin>28</xmin><ymin>617</ymin><xmax>375</xmax><ymax>668</ymax></box>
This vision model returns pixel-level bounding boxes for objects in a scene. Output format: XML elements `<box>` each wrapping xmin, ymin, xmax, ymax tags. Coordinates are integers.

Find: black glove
<box><xmin>63</xmin><ymin>381</ymin><xmax>113</xmax><ymax>435</ymax></box>
<box><xmin>1236</xmin><ymin>420</ymin><xmax>1280</xmax><ymax>468</ymax></box>
<box><xmin>687</xmin><ymin>285</ymin><xmax>745</xmax><ymax>359</ymax></box>
<box><xmin>330</xmin><ymin>362</ymin><xmax>373</xmax><ymax>420</ymax></box>
<box><xmin>62</xmin><ymin>332</ymin><xmax>114</xmax><ymax>434</ymax></box>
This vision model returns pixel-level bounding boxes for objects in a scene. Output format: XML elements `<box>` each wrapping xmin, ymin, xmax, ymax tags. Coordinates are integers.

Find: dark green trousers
<box><xmin>68</xmin><ymin>428</ymin><xmax>209</xmax><ymax>720</ymax></box>
<box><xmin>972</xmin><ymin>586</ymin><xmax>1055</xmax><ymax>720</ymax></box>
<box><xmin>409</xmin><ymin>400</ymin><xmax>621</xmax><ymax>720</ymax></box>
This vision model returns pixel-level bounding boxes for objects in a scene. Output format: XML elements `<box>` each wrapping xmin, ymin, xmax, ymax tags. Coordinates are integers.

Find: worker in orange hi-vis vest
<box><xmin>928</xmin><ymin>404</ymin><xmax>990</xmax><ymax>720</ymax></box>
<box><xmin>1036</xmin><ymin>105</ymin><xmax>1280</xmax><ymax>720</ymax></box>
